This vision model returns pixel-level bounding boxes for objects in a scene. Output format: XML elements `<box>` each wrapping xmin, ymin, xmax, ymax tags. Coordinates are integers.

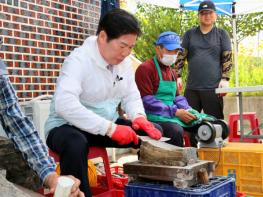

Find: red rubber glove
<box><xmin>111</xmin><ymin>125</ymin><xmax>139</xmax><ymax>145</ymax></box>
<box><xmin>132</xmin><ymin>117</ymin><xmax>162</xmax><ymax>140</ymax></box>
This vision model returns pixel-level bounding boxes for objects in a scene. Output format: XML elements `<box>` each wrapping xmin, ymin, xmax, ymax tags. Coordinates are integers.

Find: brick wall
<box><xmin>0</xmin><ymin>0</ymin><xmax>101</xmax><ymax>101</ymax></box>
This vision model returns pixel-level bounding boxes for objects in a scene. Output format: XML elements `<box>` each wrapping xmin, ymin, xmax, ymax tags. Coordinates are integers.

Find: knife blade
<box><xmin>138</xmin><ymin>136</ymin><xmax>171</xmax><ymax>142</ymax></box>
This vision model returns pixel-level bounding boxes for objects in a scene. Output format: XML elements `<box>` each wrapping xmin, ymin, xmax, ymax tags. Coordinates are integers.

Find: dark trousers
<box><xmin>184</xmin><ymin>89</ymin><xmax>224</xmax><ymax>119</ymax></box>
<box><xmin>156</xmin><ymin>121</ymin><xmax>199</xmax><ymax>147</ymax></box>
<box><xmin>46</xmin><ymin>118</ymin><xmax>162</xmax><ymax>197</ymax></box>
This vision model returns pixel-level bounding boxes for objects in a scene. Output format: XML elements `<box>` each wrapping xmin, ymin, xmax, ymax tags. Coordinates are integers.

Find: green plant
<box><xmin>134</xmin><ymin>4</ymin><xmax>263</xmax><ymax>62</ymax></box>
<box><xmin>134</xmin><ymin>5</ymin><xmax>198</xmax><ymax>61</ymax></box>
<box><xmin>229</xmin><ymin>55</ymin><xmax>263</xmax><ymax>96</ymax></box>
<box><xmin>133</xmin><ymin>4</ymin><xmax>263</xmax><ymax>96</ymax></box>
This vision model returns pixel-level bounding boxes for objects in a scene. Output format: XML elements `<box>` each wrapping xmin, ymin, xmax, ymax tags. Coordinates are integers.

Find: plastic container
<box><xmin>54</xmin><ymin>177</ymin><xmax>74</xmax><ymax>197</ymax></box>
<box><xmin>198</xmin><ymin>142</ymin><xmax>263</xmax><ymax>196</ymax></box>
<box><xmin>125</xmin><ymin>176</ymin><xmax>236</xmax><ymax>197</ymax></box>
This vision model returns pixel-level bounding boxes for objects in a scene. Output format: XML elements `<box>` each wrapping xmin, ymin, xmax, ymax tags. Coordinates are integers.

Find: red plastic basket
<box><xmin>97</xmin><ymin>166</ymin><xmax>128</xmax><ymax>190</ymax></box>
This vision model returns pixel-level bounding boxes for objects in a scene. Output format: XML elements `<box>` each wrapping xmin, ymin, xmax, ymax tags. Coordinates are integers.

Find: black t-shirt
<box><xmin>182</xmin><ymin>26</ymin><xmax>231</xmax><ymax>90</ymax></box>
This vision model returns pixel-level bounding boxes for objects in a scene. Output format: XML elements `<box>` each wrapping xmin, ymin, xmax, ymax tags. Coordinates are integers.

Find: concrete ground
<box><xmin>15</xmin><ymin>185</ymin><xmax>43</xmax><ymax>197</ymax></box>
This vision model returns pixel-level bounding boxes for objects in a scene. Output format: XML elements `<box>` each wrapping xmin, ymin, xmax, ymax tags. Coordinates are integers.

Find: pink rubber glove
<box><xmin>111</xmin><ymin>125</ymin><xmax>139</xmax><ymax>145</ymax></box>
<box><xmin>132</xmin><ymin>117</ymin><xmax>162</xmax><ymax>140</ymax></box>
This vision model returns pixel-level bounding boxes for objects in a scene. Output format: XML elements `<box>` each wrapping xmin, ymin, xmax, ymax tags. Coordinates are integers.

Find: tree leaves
<box><xmin>134</xmin><ymin>4</ymin><xmax>263</xmax><ymax>62</ymax></box>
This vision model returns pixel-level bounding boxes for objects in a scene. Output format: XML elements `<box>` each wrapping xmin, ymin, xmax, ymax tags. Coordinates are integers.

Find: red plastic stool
<box><xmin>183</xmin><ymin>131</ymin><xmax>191</xmax><ymax>147</ymax></box>
<box><xmin>236</xmin><ymin>191</ymin><xmax>246</xmax><ymax>197</ymax></box>
<box><xmin>228</xmin><ymin>112</ymin><xmax>260</xmax><ymax>143</ymax></box>
<box><xmin>39</xmin><ymin>147</ymin><xmax>113</xmax><ymax>196</ymax></box>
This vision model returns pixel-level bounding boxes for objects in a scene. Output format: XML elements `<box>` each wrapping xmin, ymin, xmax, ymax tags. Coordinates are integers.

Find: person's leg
<box><xmin>156</xmin><ymin>122</ymin><xmax>184</xmax><ymax>147</ymax></box>
<box><xmin>184</xmin><ymin>125</ymin><xmax>199</xmax><ymax>147</ymax></box>
<box><xmin>46</xmin><ymin>119</ymin><xmax>162</xmax><ymax>196</ymax></box>
<box><xmin>184</xmin><ymin>89</ymin><xmax>202</xmax><ymax>112</ymax></box>
<box><xmin>199</xmin><ymin>90</ymin><xmax>224</xmax><ymax>119</ymax></box>
<box><xmin>46</xmin><ymin>125</ymin><xmax>91</xmax><ymax>197</ymax></box>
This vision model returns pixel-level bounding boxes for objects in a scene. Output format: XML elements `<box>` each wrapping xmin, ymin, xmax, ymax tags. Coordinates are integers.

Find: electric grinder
<box><xmin>196</xmin><ymin>120</ymin><xmax>229</xmax><ymax>148</ymax></box>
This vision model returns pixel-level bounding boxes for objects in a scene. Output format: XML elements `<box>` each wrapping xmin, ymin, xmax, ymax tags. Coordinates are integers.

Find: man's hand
<box><xmin>177</xmin><ymin>77</ymin><xmax>183</xmax><ymax>94</ymax></box>
<box><xmin>132</xmin><ymin>117</ymin><xmax>162</xmax><ymax>140</ymax></box>
<box><xmin>44</xmin><ymin>172</ymin><xmax>84</xmax><ymax>197</ymax></box>
<box><xmin>218</xmin><ymin>79</ymin><xmax>229</xmax><ymax>97</ymax></box>
<box><xmin>111</xmin><ymin>125</ymin><xmax>139</xmax><ymax>145</ymax></box>
<box><xmin>175</xmin><ymin>109</ymin><xmax>197</xmax><ymax>123</ymax></box>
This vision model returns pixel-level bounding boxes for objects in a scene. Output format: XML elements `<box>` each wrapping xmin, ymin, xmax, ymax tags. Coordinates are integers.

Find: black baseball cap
<box><xmin>198</xmin><ymin>1</ymin><xmax>216</xmax><ymax>12</ymax></box>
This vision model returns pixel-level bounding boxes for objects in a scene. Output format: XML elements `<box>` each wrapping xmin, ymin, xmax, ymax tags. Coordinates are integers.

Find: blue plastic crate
<box><xmin>125</xmin><ymin>176</ymin><xmax>236</xmax><ymax>197</ymax></box>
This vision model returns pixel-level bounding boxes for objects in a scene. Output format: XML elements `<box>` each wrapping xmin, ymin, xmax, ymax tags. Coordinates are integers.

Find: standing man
<box><xmin>0</xmin><ymin>58</ymin><xmax>83</xmax><ymax>196</ymax></box>
<box><xmin>175</xmin><ymin>0</ymin><xmax>233</xmax><ymax>119</ymax></box>
<box><xmin>44</xmin><ymin>9</ymin><xmax>162</xmax><ymax>197</ymax></box>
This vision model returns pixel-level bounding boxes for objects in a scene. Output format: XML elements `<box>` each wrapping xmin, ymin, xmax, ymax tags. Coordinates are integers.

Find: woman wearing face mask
<box><xmin>135</xmin><ymin>31</ymin><xmax>204</xmax><ymax>147</ymax></box>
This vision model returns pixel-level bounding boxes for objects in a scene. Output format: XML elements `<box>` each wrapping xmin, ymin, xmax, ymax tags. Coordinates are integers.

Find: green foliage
<box><xmin>229</xmin><ymin>55</ymin><xmax>263</xmax><ymax>96</ymax></box>
<box><xmin>216</xmin><ymin>13</ymin><xmax>263</xmax><ymax>42</ymax></box>
<box><xmin>133</xmin><ymin>4</ymin><xmax>263</xmax><ymax>96</ymax></box>
<box><xmin>134</xmin><ymin>4</ymin><xmax>263</xmax><ymax>62</ymax></box>
<box><xmin>134</xmin><ymin>5</ymin><xmax>198</xmax><ymax>61</ymax></box>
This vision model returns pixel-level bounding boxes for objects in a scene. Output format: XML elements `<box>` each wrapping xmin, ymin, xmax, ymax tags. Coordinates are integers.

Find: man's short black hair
<box><xmin>96</xmin><ymin>8</ymin><xmax>141</xmax><ymax>41</ymax></box>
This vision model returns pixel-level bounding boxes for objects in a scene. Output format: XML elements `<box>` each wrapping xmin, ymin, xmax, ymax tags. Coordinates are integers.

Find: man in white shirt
<box><xmin>44</xmin><ymin>8</ymin><xmax>162</xmax><ymax>196</ymax></box>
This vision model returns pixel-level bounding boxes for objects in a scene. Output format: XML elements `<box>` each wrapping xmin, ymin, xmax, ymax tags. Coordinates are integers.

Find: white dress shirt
<box><xmin>45</xmin><ymin>36</ymin><xmax>145</xmax><ymax>137</ymax></box>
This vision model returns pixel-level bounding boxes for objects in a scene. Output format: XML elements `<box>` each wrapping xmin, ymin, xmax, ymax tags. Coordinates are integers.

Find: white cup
<box><xmin>54</xmin><ymin>176</ymin><xmax>74</xmax><ymax>197</ymax></box>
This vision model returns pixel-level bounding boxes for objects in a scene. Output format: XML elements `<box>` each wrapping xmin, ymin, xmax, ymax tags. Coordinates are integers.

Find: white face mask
<box><xmin>160</xmin><ymin>54</ymin><xmax>178</xmax><ymax>66</ymax></box>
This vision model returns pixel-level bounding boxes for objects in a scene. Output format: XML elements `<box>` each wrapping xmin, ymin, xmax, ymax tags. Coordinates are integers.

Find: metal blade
<box><xmin>138</xmin><ymin>136</ymin><xmax>170</xmax><ymax>142</ymax></box>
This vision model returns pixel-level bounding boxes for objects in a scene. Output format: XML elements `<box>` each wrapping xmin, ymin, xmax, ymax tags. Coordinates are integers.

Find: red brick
<box><xmin>50</xmin><ymin>85</ymin><xmax>55</xmax><ymax>90</ymax></box>
<box><xmin>40</xmin><ymin>78</ymin><xmax>47</xmax><ymax>83</ymax></box>
<box><xmin>7</xmin><ymin>46</ymin><xmax>14</xmax><ymax>52</ymax></box>
<box><xmin>17</xmin><ymin>70</ymin><xmax>22</xmax><ymax>75</ymax></box>
<box><xmin>5</xmin><ymin>53</ymin><xmax>12</xmax><ymax>60</ymax></box>
<box><xmin>27</xmin><ymin>92</ymin><xmax>33</xmax><ymax>97</ymax></box>
<box><xmin>47</xmin><ymin>78</ymin><xmax>52</xmax><ymax>83</ymax></box>
<box><xmin>17</xmin><ymin>92</ymin><xmax>22</xmax><ymax>98</ymax></box>
<box><xmin>16</xmin><ymin>39</ymin><xmax>21</xmax><ymax>45</ymax></box>
<box><xmin>9</xmin><ymin>76</ymin><xmax>15</xmax><ymax>83</ymax></box>
<box><xmin>1</xmin><ymin>1</ymin><xmax>100</xmax><ymax>99</ymax></box>
<box><xmin>3</xmin><ymin>5</ymin><xmax>8</xmax><ymax>12</ymax></box>
<box><xmin>26</xmin><ymin>78</ymin><xmax>32</xmax><ymax>83</ymax></box>
<box><xmin>33</xmin><ymin>92</ymin><xmax>38</xmax><ymax>97</ymax></box>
